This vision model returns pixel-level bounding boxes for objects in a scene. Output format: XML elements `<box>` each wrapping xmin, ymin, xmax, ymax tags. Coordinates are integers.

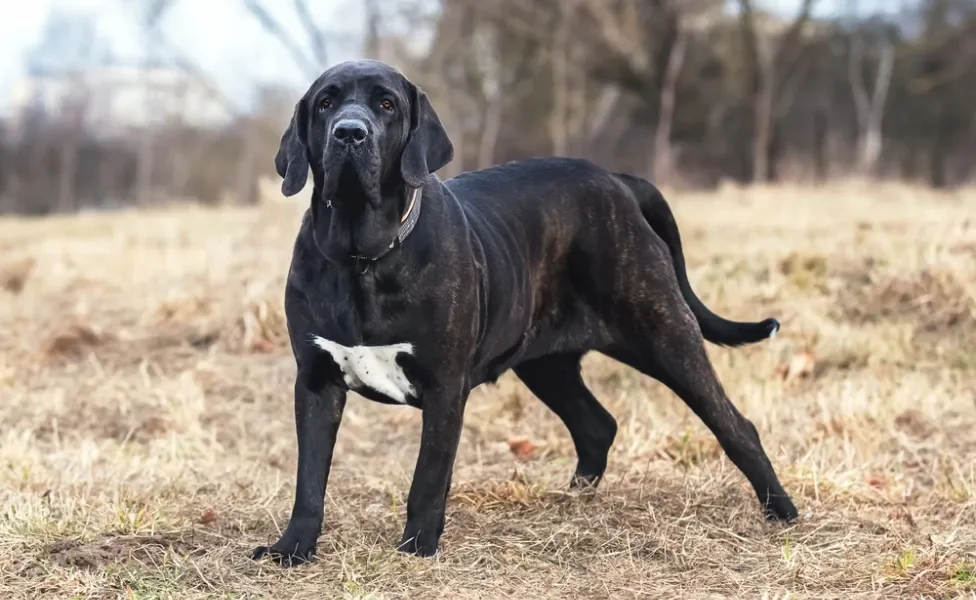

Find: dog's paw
<box><xmin>251</xmin><ymin>517</ymin><xmax>322</xmax><ymax>567</ymax></box>
<box><xmin>251</xmin><ymin>538</ymin><xmax>316</xmax><ymax>567</ymax></box>
<box><xmin>569</xmin><ymin>472</ymin><xmax>603</xmax><ymax>489</ymax></box>
<box><xmin>251</xmin><ymin>544</ymin><xmax>315</xmax><ymax>567</ymax></box>
<box><xmin>763</xmin><ymin>494</ymin><xmax>799</xmax><ymax>524</ymax></box>
<box><xmin>397</xmin><ymin>527</ymin><xmax>440</xmax><ymax>558</ymax></box>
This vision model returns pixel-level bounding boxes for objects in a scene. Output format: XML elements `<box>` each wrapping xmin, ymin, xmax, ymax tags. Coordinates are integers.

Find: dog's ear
<box><xmin>275</xmin><ymin>100</ymin><xmax>310</xmax><ymax>197</ymax></box>
<box><xmin>400</xmin><ymin>83</ymin><xmax>454</xmax><ymax>188</ymax></box>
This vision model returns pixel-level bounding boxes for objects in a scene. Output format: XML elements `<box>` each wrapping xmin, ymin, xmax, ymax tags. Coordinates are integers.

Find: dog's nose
<box><xmin>332</xmin><ymin>119</ymin><xmax>369</xmax><ymax>145</ymax></box>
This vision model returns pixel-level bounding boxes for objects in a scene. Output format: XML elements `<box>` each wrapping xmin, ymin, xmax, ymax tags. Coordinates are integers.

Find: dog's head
<box><xmin>275</xmin><ymin>60</ymin><xmax>453</xmax><ymax>207</ymax></box>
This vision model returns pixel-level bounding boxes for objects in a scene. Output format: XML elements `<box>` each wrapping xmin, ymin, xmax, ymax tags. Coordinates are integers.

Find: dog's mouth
<box><xmin>321</xmin><ymin>144</ymin><xmax>380</xmax><ymax>208</ymax></box>
<box><xmin>335</xmin><ymin>161</ymin><xmax>363</xmax><ymax>200</ymax></box>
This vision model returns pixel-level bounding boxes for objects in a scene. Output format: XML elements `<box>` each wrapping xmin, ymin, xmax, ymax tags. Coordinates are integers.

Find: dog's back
<box><xmin>444</xmin><ymin>157</ymin><xmax>779</xmax><ymax>348</ymax></box>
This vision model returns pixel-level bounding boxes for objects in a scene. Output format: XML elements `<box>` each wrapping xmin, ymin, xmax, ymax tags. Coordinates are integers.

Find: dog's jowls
<box><xmin>250</xmin><ymin>59</ymin><xmax>796</xmax><ymax>566</ymax></box>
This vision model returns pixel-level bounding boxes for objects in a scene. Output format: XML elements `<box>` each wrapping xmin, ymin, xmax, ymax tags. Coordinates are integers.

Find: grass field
<box><xmin>1</xmin><ymin>182</ymin><xmax>975</xmax><ymax>599</ymax></box>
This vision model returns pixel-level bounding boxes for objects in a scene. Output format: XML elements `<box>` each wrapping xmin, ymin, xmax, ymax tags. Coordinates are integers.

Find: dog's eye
<box><xmin>319</xmin><ymin>98</ymin><xmax>332</xmax><ymax>111</ymax></box>
<box><xmin>380</xmin><ymin>99</ymin><xmax>394</xmax><ymax>112</ymax></box>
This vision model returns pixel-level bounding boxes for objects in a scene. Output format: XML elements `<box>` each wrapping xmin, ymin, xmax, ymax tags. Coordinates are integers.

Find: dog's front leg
<box><xmin>398</xmin><ymin>383</ymin><xmax>468</xmax><ymax>557</ymax></box>
<box><xmin>252</xmin><ymin>374</ymin><xmax>346</xmax><ymax>567</ymax></box>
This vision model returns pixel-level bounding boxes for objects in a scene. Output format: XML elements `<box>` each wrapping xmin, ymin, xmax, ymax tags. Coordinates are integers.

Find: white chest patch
<box><xmin>311</xmin><ymin>337</ymin><xmax>416</xmax><ymax>403</ymax></box>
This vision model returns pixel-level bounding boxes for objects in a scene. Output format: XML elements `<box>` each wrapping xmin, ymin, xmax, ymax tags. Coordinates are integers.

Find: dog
<box><xmin>251</xmin><ymin>59</ymin><xmax>797</xmax><ymax>566</ymax></box>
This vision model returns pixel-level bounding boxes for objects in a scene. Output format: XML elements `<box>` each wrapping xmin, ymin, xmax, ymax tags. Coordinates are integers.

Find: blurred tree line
<box><xmin>0</xmin><ymin>0</ymin><xmax>973</xmax><ymax>215</ymax></box>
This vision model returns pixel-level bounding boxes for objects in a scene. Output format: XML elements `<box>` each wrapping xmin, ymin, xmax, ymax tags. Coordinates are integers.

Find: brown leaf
<box><xmin>199</xmin><ymin>510</ymin><xmax>217</xmax><ymax>525</ymax></box>
<box><xmin>894</xmin><ymin>409</ymin><xmax>935</xmax><ymax>440</ymax></box>
<box><xmin>1</xmin><ymin>257</ymin><xmax>36</xmax><ymax>294</ymax></box>
<box><xmin>249</xmin><ymin>338</ymin><xmax>279</xmax><ymax>353</ymax></box>
<box><xmin>43</xmin><ymin>323</ymin><xmax>104</xmax><ymax>358</ymax></box>
<box><xmin>507</xmin><ymin>438</ymin><xmax>537</xmax><ymax>462</ymax></box>
<box><xmin>137</xmin><ymin>416</ymin><xmax>169</xmax><ymax>437</ymax></box>
<box><xmin>778</xmin><ymin>349</ymin><xmax>818</xmax><ymax>383</ymax></box>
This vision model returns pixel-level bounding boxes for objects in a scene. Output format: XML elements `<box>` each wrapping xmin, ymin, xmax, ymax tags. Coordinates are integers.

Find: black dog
<box><xmin>251</xmin><ymin>59</ymin><xmax>797</xmax><ymax>565</ymax></box>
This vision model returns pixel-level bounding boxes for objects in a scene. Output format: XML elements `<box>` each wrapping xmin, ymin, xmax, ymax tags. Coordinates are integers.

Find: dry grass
<box><xmin>1</xmin><ymin>181</ymin><xmax>975</xmax><ymax>599</ymax></box>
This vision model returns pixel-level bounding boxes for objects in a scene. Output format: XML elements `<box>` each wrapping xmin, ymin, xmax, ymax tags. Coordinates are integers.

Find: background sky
<box><xmin>0</xmin><ymin>0</ymin><xmax>897</xmax><ymax>113</ymax></box>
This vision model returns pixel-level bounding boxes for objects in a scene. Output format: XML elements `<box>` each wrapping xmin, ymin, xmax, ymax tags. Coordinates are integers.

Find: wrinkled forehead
<box><xmin>311</xmin><ymin>60</ymin><xmax>407</xmax><ymax>98</ymax></box>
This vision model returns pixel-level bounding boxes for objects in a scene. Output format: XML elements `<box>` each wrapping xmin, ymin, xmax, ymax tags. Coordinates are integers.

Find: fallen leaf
<box><xmin>777</xmin><ymin>349</ymin><xmax>818</xmax><ymax>383</ymax></box>
<box><xmin>507</xmin><ymin>438</ymin><xmax>537</xmax><ymax>462</ymax></box>
<box><xmin>199</xmin><ymin>510</ymin><xmax>217</xmax><ymax>525</ymax></box>
<box><xmin>1</xmin><ymin>257</ymin><xmax>35</xmax><ymax>294</ymax></box>
<box><xmin>43</xmin><ymin>323</ymin><xmax>103</xmax><ymax>358</ymax></box>
<box><xmin>249</xmin><ymin>338</ymin><xmax>279</xmax><ymax>353</ymax></box>
<box><xmin>137</xmin><ymin>416</ymin><xmax>169</xmax><ymax>437</ymax></box>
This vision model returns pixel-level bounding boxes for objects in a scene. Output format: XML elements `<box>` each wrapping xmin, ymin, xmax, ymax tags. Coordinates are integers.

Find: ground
<box><xmin>1</xmin><ymin>182</ymin><xmax>975</xmax><ymax>599</ymax></box>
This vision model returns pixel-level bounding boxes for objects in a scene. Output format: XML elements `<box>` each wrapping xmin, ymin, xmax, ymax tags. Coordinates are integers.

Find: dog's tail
<box><xmin>620</xmin><ymin>174</ymin><xmax>780</xmax><ymax>347</ymax></box>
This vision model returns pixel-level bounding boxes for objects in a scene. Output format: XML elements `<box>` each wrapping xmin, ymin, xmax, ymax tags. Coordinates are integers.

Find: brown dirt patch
<box><xmin>47</xmin><ymin>533</ymin><xmax>204</xmax><ymax>570</ymax></box>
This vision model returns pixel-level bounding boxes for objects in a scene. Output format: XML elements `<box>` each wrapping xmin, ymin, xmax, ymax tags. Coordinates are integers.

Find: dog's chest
<box><xmin>311</xmin><ymin>337</ymin><xmax>416</xmax><ymax>403</ymax></box>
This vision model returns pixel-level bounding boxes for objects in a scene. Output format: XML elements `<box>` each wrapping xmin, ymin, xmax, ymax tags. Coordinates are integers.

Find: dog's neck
<box><xmin>346</xmin><ymin>186</ymin><xmax>421</xmax><ymax>263</ymax></box>
<box><xmin>309</xmin><ymin>182</ymin><xmax>422</xmax><ymax>268</ymax></box>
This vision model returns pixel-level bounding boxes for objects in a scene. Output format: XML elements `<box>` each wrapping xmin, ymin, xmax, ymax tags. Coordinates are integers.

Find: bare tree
<box><xmin>364</xmin><ymin>0</ymin><xmax>382</xmax><ymax>58</ymax></box>
<box><xmin>583</xmin><ymin>0</ymin><xmax>659</xmax><ymax>177</ymax></box>
<box><xmin>450</xmin><ymin>0</ymin><xmax>624</xmax><ymax>161</ymax></box>
<box><xmin>243</xmin><ymin>0</ymin><xmax>329</xmax><ymax>78</ymax></box>
<box><xmin>471</xmin><ymin>25</ymin><xmax>513</xmax><ymax>169</ymax></box>
<box><xmin>549</xmin><ymin>1</ymin><xmax>580</xmax><ymax>156</ymax></box>
<box><xmin>581</xmin><ymin>0</ymin><xmax>697</xmax><ymax>181</ymax></box>
<box><xmin>849</xmin><ymin>35</ymin><xmax>894</xmax><ymax>175</ymax></box>
<box><xmin>653</xmin><ymin>7</ymin><xmax>688</xmax><ymax>185</ymax></box>
<box><xmin>55</xmin><ymin>84</ymin><xmax>89</xmax><ymax>211</ymax></box>
<box><xmin>737</xmin><ymin>0</ymin><xmax>818</xmax><ymax>182</ymax></box>
<box><xmin>24</xmin><ymin>10</ymin><xmax>107</xmax><ymax>210</ymax></box>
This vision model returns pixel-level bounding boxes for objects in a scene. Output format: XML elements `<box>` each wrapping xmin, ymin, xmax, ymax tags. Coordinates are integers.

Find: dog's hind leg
<box><xmin>515</xmin><ymin>353</ymin><xmax>617</xmax><ymax>488</ymax></box>
<box><xmin>605</xmin><ymin>296</ymin><xmax>797</xmax><ymax>522</ymax></box>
